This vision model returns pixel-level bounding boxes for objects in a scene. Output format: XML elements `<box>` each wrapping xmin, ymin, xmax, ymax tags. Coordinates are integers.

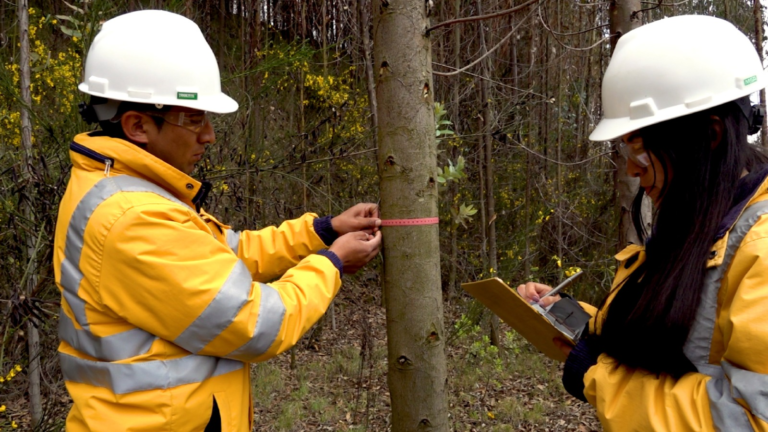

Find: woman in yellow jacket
<box><xmin>56</xmin><ymin>10</ymin><xmax>381</xmax><ymax>432</ymax></box>
<box><xmin>518</xmin><ymin>16</ymin><xmax>768</xmax><ymax>431</ymax></box>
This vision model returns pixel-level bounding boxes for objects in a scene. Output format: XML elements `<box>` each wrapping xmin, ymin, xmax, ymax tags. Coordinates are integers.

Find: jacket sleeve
<box><xmin>99</xmin><ymin>203</ymin><xmax>341</xmax><ymax>362</ymax></box>
<box><xmin>582</xmin><ymin>236</ymin><xmax>768</xmax><ymax>432</ymax></box>
<box><xmin>224</xmin><ymin>213</ymin><xmax>334</xmax><ymax>282</ymax></box>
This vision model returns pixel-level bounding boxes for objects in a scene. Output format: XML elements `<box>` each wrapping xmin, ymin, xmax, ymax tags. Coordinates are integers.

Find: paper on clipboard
<box><xmin>462</xmin><ymin>278</ymin><xmax>589</xmax><ymax>362</ymax></box>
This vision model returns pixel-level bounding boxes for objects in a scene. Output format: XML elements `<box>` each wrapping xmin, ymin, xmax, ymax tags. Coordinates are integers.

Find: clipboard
<box><xmin>462</xmin><ymin>278</ymin><xmax>591</xmax><ymax>362</ymax></box>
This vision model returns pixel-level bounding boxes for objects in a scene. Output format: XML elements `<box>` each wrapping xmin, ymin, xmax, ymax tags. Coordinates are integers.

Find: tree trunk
<box><xmin>448</xmin><ymin>0</ymin><xmax>461</xmax><ymax>299</ymax></box>
<box><xmin>358</xmin><ymin>0</ymin><xmax>378</xmax><ymax>145</ymax></box>
<box><xmin>17</xmin><ymin>0</ymin><xmax>42</xmax><ymax>427</ymax></box>
<box><xmin>374</xmin><ymin>0</ymin><xmax>449</xmax><ymax>429</ymax></box>
<box><xmin>754</xmin><ymin>0</ymin><xmax>768</xmax><ymax>148</ymax></box>
<box><xmin>476</xmin><ymin>0</ymin><xmax>499</xmax><ymax>347</ymax></box>
<box><xmin>610</xmin><ymin>0</ymin><xmax>643</xmax><ymax>249</ymax></box>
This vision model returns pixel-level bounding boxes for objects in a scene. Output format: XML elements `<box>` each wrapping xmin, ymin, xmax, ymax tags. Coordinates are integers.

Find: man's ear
<box><xmin>121</xmin><ymin>111</ymin><xmax>153</xmax><ymax>144</ymax></box>
<box><xmin>709</xmin><ymin>115</ymin><xmax>725</xmax><ymax>150</ymax></box>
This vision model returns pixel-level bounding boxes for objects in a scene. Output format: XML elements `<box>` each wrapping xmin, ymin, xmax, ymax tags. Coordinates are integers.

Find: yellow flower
<box><xmin>14</xmin><ymin>365</ymin><xmax>21</xmax><ymax>372</ymax></box>
<box><xmin>72</xmin><ymin>36</ymin><xmax>78</xmax><ymax>42</ymax></box>
<box><xmin>0</xmin><ymin>405</ymin><xmax>5</xmax><ymax>412</ymax></box>
<box><xmin>487</xmin><ymin>412</ymin><xmax>495</xmax><ymax>419</ymax></box>
<box><xmin>0</xmin><ymin>377</ymin><xmax>5</xmax><ymax>383</ymax></box>
<box><xmin>52</xmin><ymin>19</ymin><xmax>58</xmax><ymax>24</ymax></box>
<box><xmin>11</xmin><ymin>420</ymin><xmax>18</xmax><ymax>429</ymax></box>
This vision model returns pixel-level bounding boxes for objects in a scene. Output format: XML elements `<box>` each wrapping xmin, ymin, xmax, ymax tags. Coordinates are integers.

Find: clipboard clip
<box><xmin>532</xmin><ymin>297</ymin><xmax>592</xmax><ymax>342</ymax></box>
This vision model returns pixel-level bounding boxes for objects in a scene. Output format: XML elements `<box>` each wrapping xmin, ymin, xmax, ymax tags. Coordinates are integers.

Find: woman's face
<box><xmin>621</xmin><ymin>131</ymin><xmax>668</xmax><ymax>207</ymax></box>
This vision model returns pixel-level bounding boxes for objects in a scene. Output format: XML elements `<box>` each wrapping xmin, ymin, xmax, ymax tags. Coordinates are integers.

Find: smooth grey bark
<box><xmin>374</xmin><ymin>0</ymin><xmax>449</xmax><ymax>429</ymax></box>
<box><xmin>609</xmin><ymin>0</ymin><xmax>643</xmax><ymax>248</ymax></box>
<box><xmin>17</xmin><ymin>0</ymin><xmax>42</xmax><ymax>426</ymax></box>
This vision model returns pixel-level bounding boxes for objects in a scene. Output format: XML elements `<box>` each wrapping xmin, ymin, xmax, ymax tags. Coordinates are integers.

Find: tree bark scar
<box><xmin>426</xmin><ymin>330</ymin><xmax>440</xmax><ymax>344</ymax></box>
<box><xmin>396</xmin><ymin>355</ymin><xmax>414</xmax><ymax>369</ymax></box>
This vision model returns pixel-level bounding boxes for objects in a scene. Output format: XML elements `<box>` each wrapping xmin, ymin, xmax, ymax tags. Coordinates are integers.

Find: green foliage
<box><xmin>436</xmin><ymin>155</ymin><xmax>466</xmax><ymax>184</ymax></box>
<box><xmin>434</xmin><ymin>101</ymin><xmax>455</xmax><ymax>140</ymax></box>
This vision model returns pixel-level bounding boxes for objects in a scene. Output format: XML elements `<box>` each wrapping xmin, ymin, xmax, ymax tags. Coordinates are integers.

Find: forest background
<box><xmin>0</xmin><ymin>0</ymin><xmax>765</xmax><ymax>431</ymax></box>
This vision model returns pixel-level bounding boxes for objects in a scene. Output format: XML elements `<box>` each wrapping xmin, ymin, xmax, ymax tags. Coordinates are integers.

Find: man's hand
<box><xmin>329</xmin><ymin>231</ymin><xmax>382</xmax><ymax>274</ymax></box>
<box><xmin>516</xmin><ymin>282</ymin><xmax>561</xmax><ymax>307</ymax></box>
<box><xmin>332</xmin><ymin>203</ymin><xmax>380</xmax><ymax>235</ymax></box>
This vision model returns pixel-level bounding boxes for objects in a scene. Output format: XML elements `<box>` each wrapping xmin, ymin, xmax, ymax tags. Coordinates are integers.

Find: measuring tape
<box><xmin>380</xmin><ymin>217</ymin><xmax>439</xmax><ymax>227</ymax></box>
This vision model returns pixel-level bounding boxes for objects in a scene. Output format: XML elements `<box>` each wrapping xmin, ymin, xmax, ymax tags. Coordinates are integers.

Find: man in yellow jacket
<box><xmin>55</xmin><ymin>10</ymin><xmax>382</xmax><ymax>431</ymax></box>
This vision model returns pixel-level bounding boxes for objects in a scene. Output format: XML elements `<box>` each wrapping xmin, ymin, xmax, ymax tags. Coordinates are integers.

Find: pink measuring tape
<box><xmin>380</xmin><ymin>217</ymin><xmax>439</xmax><ymax>227</ymax></box>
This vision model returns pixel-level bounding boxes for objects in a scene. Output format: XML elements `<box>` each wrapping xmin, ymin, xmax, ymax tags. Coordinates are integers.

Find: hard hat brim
<box><xmin>79</xmin><ymin>83</ymin><xmax>239</xmax><ymax>114</ymax></box>
<box><xmin>589</xmin><ymin>117</ymin><xmax>638</xmax><ymax>142</ymax></box>
<box><xmin>589</xmin><ymin>87</ymin><xmax>767</xmax><ymax>142</ymax></box>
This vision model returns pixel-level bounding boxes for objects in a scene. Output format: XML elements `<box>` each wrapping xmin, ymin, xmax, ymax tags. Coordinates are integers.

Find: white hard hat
<box><xmin>78</xmin><ymin>10</ymin><xmax>238</xmax><ymax>118</ymax></box>
<box><xmin>590</xmin><ymin>15</ymin><xmax>767</xmax><ymax>141</ymax></box>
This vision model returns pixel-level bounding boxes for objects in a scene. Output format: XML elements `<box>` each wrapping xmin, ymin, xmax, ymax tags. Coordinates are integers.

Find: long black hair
<box><xmin>597</xmin><ymin>96</ymin><xmax>768</xmax><ymax>378</ymax></box>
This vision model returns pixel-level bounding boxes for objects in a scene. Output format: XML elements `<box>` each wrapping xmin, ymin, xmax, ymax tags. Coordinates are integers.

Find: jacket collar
<box><xmin>71</xmin><ymin>132</ymin><xmax>211</xmax><ymax>210</ymax></box>
<box><xmin>618</xmin><ymin>165</ymin><xmax>768</xmax><ymax>267</ymax></box>
<box><xmin>715</xmin><ymin>164</ymin><xmax>768</xmax><ymax>240</ymax></box>
<box><xmin>706</xmin><ymin>164</ymin><xmax>768</xmax><ymax>267</ymax></box>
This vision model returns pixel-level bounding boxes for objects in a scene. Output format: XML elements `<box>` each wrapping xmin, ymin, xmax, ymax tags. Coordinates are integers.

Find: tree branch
<box><xmin>432</xmin><ymin>5</ymin><xmax>536</xmax><ymax>76</ymax></box>
<box><xmin>631</xmin><ymin>0</ymin><xmax>690</xmax><ymax>19</ymax></box>
<box><xmin>426</xmin><ymin>0</ymin><xmax>541</xmax><ymax>34</ymax></box>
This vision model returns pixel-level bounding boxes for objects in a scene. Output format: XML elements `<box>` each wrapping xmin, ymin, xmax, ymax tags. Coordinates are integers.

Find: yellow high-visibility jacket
<box><xmin>580</xmin><ymin>174</ymin><xmax>768</xmax><ymax>431</ymax></box>
<box><xmin>54</xmin><ymin>132</ymin><xmax>341</xmax><ymax>431</ymax></box>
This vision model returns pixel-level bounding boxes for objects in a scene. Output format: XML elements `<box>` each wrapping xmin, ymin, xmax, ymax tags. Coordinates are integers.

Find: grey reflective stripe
<box><xmin>707</xmin><ymin>372</ymin><xmax>753</xmax><ymax>431</ymax></box>
<box><xmin>58</xmin><ymin>309</ymin><xmax>157</xmax><ymax>362</ymax></box>
<box><xmin>60</xmin><ymin>175</ymin><xmax>190</xmax><ymax>331</ymax></box>
<box><xmin>173</xmin><ymin>260</ymin><xmax>252</xmax><ymax>353</ymax></box>
<box><xmin>684</xmin><ymin>201</ymin><xmax>768</xmax><ymax>365</ymax></box>
<box><xmin>682</xmin><ymin>200</ymin><xmax>768</xmax><ymax>432</ymax></box>
<box><xmin>723</xmin><ymin>361</ymin><xmax>768</xmax><ymax>423</ymax></box>
<box><xmin>59</xmin><ymin>352</ymin><xmax>243</xmax><ymax>395</ymax></box>
<box><xmin>226</xmin><ymin>229</ymin><xmax>240</xmax><ymax>253</ymax></box>
<box><xmin>226</xmin><ymin>283</ymin><xmax>286</xmax><ymax>361</ymax></box>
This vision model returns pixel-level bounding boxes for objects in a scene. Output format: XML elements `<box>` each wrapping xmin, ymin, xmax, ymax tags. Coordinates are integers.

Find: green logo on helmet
<box><xmin>177</xmin><ymin>92</ymin><xmax>198</xmax><ymax>100</ymax></box>
<box><xmin>744</xmin><ymin>76</ymin><xmax>758</xmax><ymax>86</ymax></box>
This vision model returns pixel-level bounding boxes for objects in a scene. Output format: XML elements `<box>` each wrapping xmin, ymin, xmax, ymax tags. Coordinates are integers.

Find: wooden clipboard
<box><xmin>462</xmin><ymin>278</ymin><xmax>576</xmax><ymax>362</ymax></box>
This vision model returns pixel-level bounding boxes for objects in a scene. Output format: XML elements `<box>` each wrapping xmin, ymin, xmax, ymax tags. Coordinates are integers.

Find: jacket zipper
<box><xmin>71</xmin><ymin>141</ymin><xmax>115</xmax><ymax>176</ymax></box>
<box><xmin>70</xmin><ymin>141</ymin><xmax>115</xmax><ymax>167</ymax></box>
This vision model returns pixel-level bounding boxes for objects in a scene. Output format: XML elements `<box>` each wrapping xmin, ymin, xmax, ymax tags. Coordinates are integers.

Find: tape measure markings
<box><xmin>380</xmin><ymin>217</ymin><xmax>439</xmax><ymax>226</ymax></box>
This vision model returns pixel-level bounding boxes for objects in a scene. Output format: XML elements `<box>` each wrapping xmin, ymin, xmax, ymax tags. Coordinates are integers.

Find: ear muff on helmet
<box><xmin>78</xmin><ymin>102</ymin><xmax>100</xmax><ymax>125</ymax></box>
<box><xmin>734</xmin><ymin>97</ymin><xmax>765</xmax><ymax>135</ymax></box>
<box><xmin>749</xmin><ymin>106</ymin><xmax>765</xmax><ymax>135</ymax></box>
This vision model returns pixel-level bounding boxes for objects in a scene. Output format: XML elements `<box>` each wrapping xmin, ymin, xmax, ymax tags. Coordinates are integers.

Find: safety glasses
<box><xmin>146</xmin><ymin>111</ymin><xmax>211</xmax><ymax>134</ymax></box>
<box><xmin>618</xmin><ymin>140</ymin><xmax>651</xmax><ymax>168</ymax></box>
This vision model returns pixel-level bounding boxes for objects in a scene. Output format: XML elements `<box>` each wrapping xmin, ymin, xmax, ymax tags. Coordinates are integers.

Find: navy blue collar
<box><xmin>714</xmin><ymin>165</ymin><xmax>768</xmax><ymax>241</ymax></box>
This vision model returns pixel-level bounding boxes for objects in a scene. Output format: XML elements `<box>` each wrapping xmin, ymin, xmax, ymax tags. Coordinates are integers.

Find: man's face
<box><xmin>142</xmin><ymin>107</ymin><xmax>215</xmax><ymax>175</ymax></box>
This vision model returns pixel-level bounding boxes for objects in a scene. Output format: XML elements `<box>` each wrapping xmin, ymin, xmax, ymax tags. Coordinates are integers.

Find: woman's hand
<box><xmin>553</xmin><ymin>338</ymin><xmax>573</xmax><ymax>358</ymax></box>
<box><xmin>516</xmin><ymin>282</ymin><xmax>561</xmax><ymax>307</ymax></box>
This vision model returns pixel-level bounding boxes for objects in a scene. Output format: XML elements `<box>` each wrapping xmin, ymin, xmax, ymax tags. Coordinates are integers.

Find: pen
<box><xmin>539</xmin><ymin>270</ymin><xmax>584</xmax><ymax>301</ymax></box>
